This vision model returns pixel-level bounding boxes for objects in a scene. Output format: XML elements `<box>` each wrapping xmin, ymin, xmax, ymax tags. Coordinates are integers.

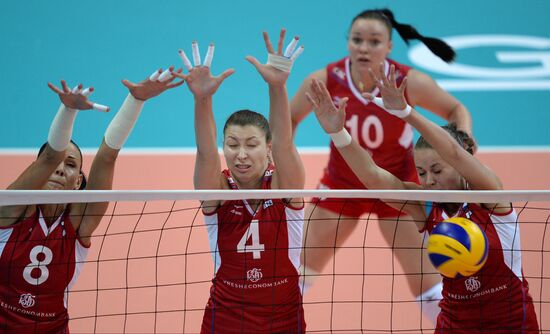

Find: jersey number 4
<box><xmin>23</xmin><ymin>245</ymin><xmax>53</xmax><ymax>285</ymax></box>
<box><xmin>237</xmin><ymin>220</ymin><xmax>265</xmax><ymax>259</ymax></box>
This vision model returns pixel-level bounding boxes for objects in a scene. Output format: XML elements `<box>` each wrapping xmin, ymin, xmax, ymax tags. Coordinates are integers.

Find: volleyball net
<box><xmin>0</xmin><ymin>190</ymin><xmax>549</xmax><ymax>333</ymax></box>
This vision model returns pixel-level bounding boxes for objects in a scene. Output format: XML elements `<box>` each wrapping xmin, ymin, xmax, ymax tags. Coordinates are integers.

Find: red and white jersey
<box><xmin>425</xmin><ymin>203</ymin><xmax>539</xmax><ymax>333</ymax></box>
<box><xmin>0</xmin><ymin>207</ymin><xmax>89</xmax><ymax>334</ymax></box>
<box><xmin>201</xmin><ymin>167</ymin><xmax>306</xmax><ymax>333</ymax></box>
<box><xmin>325</xmin><ymin>57</ymin><xmax>417</xmax><ymax>188</ymax></box>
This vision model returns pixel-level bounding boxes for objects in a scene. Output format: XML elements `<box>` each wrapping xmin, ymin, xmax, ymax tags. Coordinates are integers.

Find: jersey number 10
<box><xmin>346</xmin><ymin>114</ymin><xmax>384</xmax><ymax>149</ymax></box>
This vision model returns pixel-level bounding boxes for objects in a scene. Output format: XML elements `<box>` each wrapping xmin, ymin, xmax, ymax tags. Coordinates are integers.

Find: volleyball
<box><xmin>427</xmin><ymin>217</ymin><xmax>489</xmax><ymax>278</ymax></box>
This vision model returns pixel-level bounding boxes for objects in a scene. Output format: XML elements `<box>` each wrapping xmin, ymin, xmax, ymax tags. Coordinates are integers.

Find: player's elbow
<box><xmin>38</xmin><ymin>146</ymin><xmax>64</xmax><ymax>166</ymax></box>
<box><xmin>446</xmin><ymin>102</ymin><xmax>468</xmax><ymax>123</ymax></box>
<box><xmin>96</xmin><ymin>148</ymin><xmax>120</xmax><ymax>164</ymax></box>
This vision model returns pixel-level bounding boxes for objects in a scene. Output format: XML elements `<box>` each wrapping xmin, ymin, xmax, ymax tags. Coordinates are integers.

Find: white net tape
<box><xmin>2</xmin><ymin>189</ymin><xmax>550</xmax><ymax>206</ymax></box>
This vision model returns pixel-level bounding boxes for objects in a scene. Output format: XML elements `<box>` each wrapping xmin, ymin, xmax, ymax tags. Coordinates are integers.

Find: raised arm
<box><xmin>365</xmin><ymin>64</ymin><xmax>506</xmax><ymax>211</ymax></box>
<box><xmin>407</xmin><ymin>111</ymin><xmax>500</xmax><ymax>190</ymax></box>
<box><xmin>0</xmin><ymin>81</ymin><xmax>108</xmax><ymax>227</ymax></box>
<box><xmin>246</xmin><ymin>29</ymin><xmax>305</xmax><ymax>190</ymax></box>
<box><xmin>290</xmin><ymin>68</ymin><xmax>327</xmax><ymax>136</ymax></box>
<box><xmin>75</xmin><ymin>68</ymin><xmax>184</xmax><ymax>245</ymax></box>
<box><xmin>406</xmin><ymin>69</ymin><xmax>476</xmax><ymax>152</ymax></box>
<box><xmin>308</xmin><ymin>78</ymin><xmax>407</xmax><ymax>190</ymax></box>
<box><xmin>308</xmin><ymin>78</ymin><xmax>427</xmax><ymax>228</ymax></box>
<box><xmin>172</xmin><ymin>43</ymin><xmax>234</xmax><ymax>191</ymax></box>
<box><xmin>367</xmin><ymin>64</ymin><xmax>501</xmax><ymax>192</ymax></box>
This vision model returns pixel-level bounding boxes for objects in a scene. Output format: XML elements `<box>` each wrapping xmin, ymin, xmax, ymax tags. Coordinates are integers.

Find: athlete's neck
<box><xmin>38</xmin><ymin>204</ymin><xmax>66</xmax><ymax>226</ymax></box>
<box><xmin>441</xmin><ymin>203</ymin><xmax>462</xmax><ymax>217</ymax></box>
<box><xmin>349</xmin><ymin>62</ymin><xmax>376</xmax><ymax>93</ymax></box>
<box><xmin>230</xmin><ymin>168</ymin><xmax>268</xmax><ymax>210</ymax></box>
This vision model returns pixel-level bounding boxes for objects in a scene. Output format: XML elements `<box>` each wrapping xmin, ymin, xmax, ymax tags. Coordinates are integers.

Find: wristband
<box><xmin>104</xmin><ymin>94</ymin><xmax>144</xmax><ymax>149</ymax></box>
<box><xmin>329</xmin><ymin>128</ymin><xmax>352</xmax><ymax>148</ymax></box>
<box><xmin>369</xmin><ymin>96</ymin><xmax>412</xmax><ymax>118</ymax></box>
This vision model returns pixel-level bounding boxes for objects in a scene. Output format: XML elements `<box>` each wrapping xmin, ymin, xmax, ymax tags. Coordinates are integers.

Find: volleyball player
<box><xmin>291</xmin><ymin>8</ymin><xmax>475</xmax><ymax>321</ymax></box>
<box><xmin>174</xmin><ymin>30</ymin><xmax>306</xmax><ymax>333</ymax></box>
<box><xmin>0</xmin><ymin>70</ymin><xmax>183</xmax><ymax>333</ymax></box>
<box><xmin>307</xmin><ymin>63</ymin><xmax>539</xmax><ymax>333</ymax></box>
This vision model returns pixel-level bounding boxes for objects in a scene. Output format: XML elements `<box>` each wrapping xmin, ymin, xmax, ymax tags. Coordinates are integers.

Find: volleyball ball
<box><xmin>427</xmin><ymin>217</ymin><xmax>488</xmax><ymax>278</ymax></box>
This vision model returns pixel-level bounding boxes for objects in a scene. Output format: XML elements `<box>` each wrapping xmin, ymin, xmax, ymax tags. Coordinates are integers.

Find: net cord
<box><xmin>1</xmin><ymin>189</ymin><xmax>550</xmax><ymax>206</ymax></box>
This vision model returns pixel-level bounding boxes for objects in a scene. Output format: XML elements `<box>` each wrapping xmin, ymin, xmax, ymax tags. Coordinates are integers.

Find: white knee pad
<box><xmin>416</xmin><ymin>281</ymin><xmax>443</xmax><ymax>324</ymax></box>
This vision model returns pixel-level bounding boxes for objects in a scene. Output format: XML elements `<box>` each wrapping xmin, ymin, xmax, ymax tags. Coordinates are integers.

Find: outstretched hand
<box><xmin>122</xmin><ymin>66</ymin><xmax>184</xmax><ymax>101</ymax></box>
<box><xmin>172</xmin><ymin>42</ymin><xmax>235</xmax><ymax>98</ymax></box>
<box><xmin>246</xmin><ymin>29</ymin><xmax>303</xmax><ymax>86</ymax></box>
<box><xmin>48</xmin><ymin>80</ymin><xmax>110</xmax><ymax>111</ymax></box>
<box><xmin>362</xmin><ymin>63</ymin><xmax>408</xmax><ymax>111</ymax></box>
<box><xmin>307</xmin><ymin>79</ymin><xmax>348</xmax><ymax>134</ymax></box>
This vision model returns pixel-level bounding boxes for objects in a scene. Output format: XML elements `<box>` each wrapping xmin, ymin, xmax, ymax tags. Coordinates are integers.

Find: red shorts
<box><xmin>435</xmin><ymin>298</ymin><xmax>539</xmax><ymax>334</ymax></box>
<box><xmin>201</xmin><ymin>298</ymin><xmax>305</xmax><ymax>334</ymax></box>
<box><xmin>311</xmin><ymin>163</ymin><xmax>419</xmax><ymax>219</ymax></box>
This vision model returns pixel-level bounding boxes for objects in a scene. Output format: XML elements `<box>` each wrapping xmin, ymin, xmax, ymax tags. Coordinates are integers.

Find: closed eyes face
<box><xmin>44</xmin><ymin>143</ymin><xmax>83</xmax><ymax>190</ymax></box>
<box><xmin>223</xmin><ymin>125</ymin><xmax>271</xmax><ymax>188</ymax></box>
<box><xmin>347</xmin><ymin>18</ymin><xmax>392</xmax><ymax>72</ymax></box>
<box><xmin>414</xmin><ymin>148</ymin><xmax>465</xmax><ymax>190</ymax></box>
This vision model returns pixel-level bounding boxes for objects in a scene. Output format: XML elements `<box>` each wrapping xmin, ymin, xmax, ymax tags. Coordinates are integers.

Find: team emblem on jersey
<box><xmin>19</xmin><ymin>293</ymin><xmax>36</xmax><ymax>308</ymax></box>
<box><xmin>247</xmin><ymin>268</ymin><xmax>263</xmax><ymax>283</ymax></box>
<box><xmin>230</xmin><ymin>204</ymin><xmax>243</xmax><ymax>215</ymax></box>
<box><xmin>465</xmin><ymin>276</ymin><xmax>481</xmax><ymax>292</ymax></box>
<box><xmin>263</xmin><ymin>199</ymin><xmax>273</xmax><ymax>209</ymax></box>
<box><xmin>395</xmin><ymin>69</ymin><xmax>403</xmax><ymax>80</ymax></box>
<box><xmin>332</xmin><ymin>96</ymin><xmax>344</xmax><ymax>108</ymax></box>
<box><xmin>332</xmin><ymin>67</ymin><xmax>346</xmax><ymax>81</ymax></box>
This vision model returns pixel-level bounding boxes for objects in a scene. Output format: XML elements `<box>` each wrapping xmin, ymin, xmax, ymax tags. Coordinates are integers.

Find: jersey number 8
<box><xmin>23</xmin><ymin>245</ymin><xmax>53</xmax><ymax>285</ymax></box>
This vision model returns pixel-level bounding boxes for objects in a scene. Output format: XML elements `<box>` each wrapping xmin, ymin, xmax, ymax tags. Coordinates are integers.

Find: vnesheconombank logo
<box><xmin>409</xmin><ymin>35</ymin><xmax>550</xmax><ymax>91</ymax></box>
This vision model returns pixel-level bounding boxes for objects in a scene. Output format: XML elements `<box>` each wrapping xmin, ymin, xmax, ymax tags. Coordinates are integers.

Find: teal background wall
<box><xmin>1</xmin><ymin>0</ymin><xmax>549</xmax><ymax>149</ymax></box>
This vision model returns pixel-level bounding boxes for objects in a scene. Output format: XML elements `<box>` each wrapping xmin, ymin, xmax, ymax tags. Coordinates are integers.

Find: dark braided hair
<box><xmin>350</xmin><ymin>8</ymin><xmax>456</xmax><ymax>63</ymax></box>
<box><xmin>415</xmin><ymin>123</ymin><xmax>475</xmax><ymax>155</ymax></box>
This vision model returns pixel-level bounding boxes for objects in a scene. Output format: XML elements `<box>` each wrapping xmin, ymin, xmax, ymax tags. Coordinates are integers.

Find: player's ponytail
<box><xmin>379</xmin><ymin>9</ymin><xmax>455</xmax><ymax>63</ymax></box>
<box><xmin>351</xmin><ymin>8</ymin><xmax>456</xmax><ymax>63</ymax></box>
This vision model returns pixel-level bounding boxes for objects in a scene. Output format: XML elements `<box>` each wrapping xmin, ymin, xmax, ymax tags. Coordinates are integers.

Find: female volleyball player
<box><xmin>307</xmin><ymin>63</ymin><xmax>539</xmax><ymax>333</ymax></box>
<box><xmin>291</xmin><ymin>8</ymin><xmax>474</xmax><ymax>321</ymax></box>
<box><xmin>175</xmin><ymin>30</ymin><xmax>306</xmax><ymax>333</ymax></box>
<box><xmin>0</xmin><ymin>70</ymin><xmax>183</xmax><ymax>333</ymax></box>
